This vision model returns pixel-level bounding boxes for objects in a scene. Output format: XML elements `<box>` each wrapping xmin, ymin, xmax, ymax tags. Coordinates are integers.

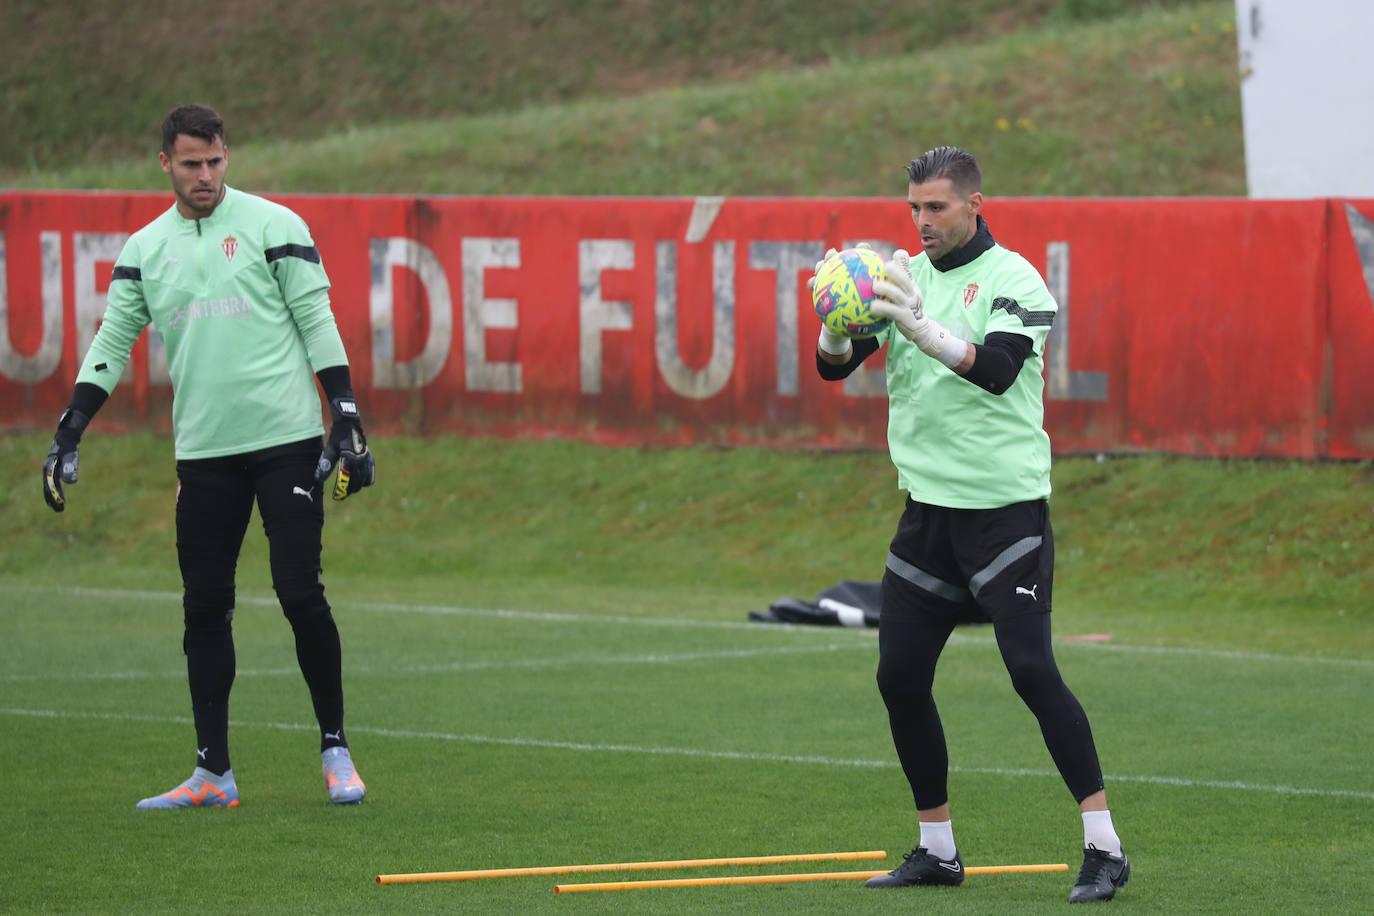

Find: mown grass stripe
<box><xmin>3</xmin><ymin>706</ymin><xmax>1370</xmax><ymax>801</ymax></box>
<box><xmin>0</xmin><ymin>642</ymin><xmax>869</xmax><ymax>683</ymax></box>
<box><xmin>4</xmin><ymin>583</ymin><xmax>1370</xmax><ymax>668</ymax></box>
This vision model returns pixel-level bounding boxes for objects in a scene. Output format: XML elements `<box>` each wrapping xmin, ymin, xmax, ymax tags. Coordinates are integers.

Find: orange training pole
<box><xmin>376</xmin><ymin>850</ymin><xmax>887</xmax><ymax>885</ymax></box>
<box><xmin>553</xmin><ymin>862</ymin><xmax>1070</xmax><ymax>893</ymax></box>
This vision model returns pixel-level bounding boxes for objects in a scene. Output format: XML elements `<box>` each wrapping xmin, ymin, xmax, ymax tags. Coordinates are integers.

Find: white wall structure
<box><xmin>1235</xmin><ymin>0</ymin><xmax>1374</xmax><ymax>198</ymax></box>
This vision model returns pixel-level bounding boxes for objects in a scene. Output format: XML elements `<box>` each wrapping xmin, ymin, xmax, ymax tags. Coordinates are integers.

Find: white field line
<box><xmin>0</xmin><ymin>585</ymin><xmax>776</xmax><ymax>632</ymax></box>
<box><xmin>3</xmin><ymin>706</ymin><xmax>1372</xmax><ymax>802</ymax></box>
<box><xmin>3</xmin><ymin>583</ymin><xmax>1372</xmax><ymax>670</ymax></box>
<box><xmin>0</xmin><ymin>643</ymin><xmax>868</xmax><ymax>684</ymax></box>
<box><xmin>1051</xmin><ymin>640</ymin><xmax>1374</xmax><ymax>667</ymax></box>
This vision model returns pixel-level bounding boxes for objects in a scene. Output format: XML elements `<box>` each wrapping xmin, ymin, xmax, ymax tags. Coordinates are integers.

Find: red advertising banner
<box><xmin>1</xmin><ymin>191</ymin><xmax>1369</xmax><ymax>457</ymax></box>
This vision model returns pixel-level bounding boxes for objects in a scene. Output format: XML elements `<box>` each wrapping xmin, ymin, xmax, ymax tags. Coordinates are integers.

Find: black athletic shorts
<box><xmin>880</xmin><ymin>497</ymin><xmax>1054</xmax><ymax>623</ymax></box>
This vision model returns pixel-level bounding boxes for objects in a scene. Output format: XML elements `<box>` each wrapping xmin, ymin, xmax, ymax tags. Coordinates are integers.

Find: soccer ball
<box><xmin>811</xmin><ymin>247</ymin><xmax>890</xmax><ymax>339</ymax></box>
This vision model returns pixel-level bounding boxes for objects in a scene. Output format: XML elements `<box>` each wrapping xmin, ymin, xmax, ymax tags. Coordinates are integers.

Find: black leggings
<box><xmin>176</xmin><ymin>438</ymin><xmax>346</xmax><ymax>769</ymax></box>
<box><xmin>876</xmin><ymin>609</ymin><xmax>1104</xmax><ymax>809</ymax></box>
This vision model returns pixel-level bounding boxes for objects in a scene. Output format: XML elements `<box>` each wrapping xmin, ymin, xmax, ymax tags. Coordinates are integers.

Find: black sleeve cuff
<box><xmin>961</xmin><ymin>332</ymin><xmax>1034</xmax><ymax>395</ymax></box>
<box><xmin>816</xmin><ymin>336</ymin><xmax>881</xmax><ymax>381</ymax></box>
<box><xmin>315</xmin><ymin>365</ymin><xmax>355</xmax><ymax>402</ymax></box>
<box><xmin>67</xmin><ymin>382</ymin><xmax>109</xmax><ymax>420</ymax></box>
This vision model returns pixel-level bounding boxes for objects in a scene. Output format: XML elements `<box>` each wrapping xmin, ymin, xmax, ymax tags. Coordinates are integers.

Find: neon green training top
<box><xmin>76</xmin><ymin>186</ymin><xmax>348</xmax><ymax>459</ymax></box>
<box><xmin>881</xmin><ymin>239</ymin><xmax>1058</xmax><ymax>509</ymax></box>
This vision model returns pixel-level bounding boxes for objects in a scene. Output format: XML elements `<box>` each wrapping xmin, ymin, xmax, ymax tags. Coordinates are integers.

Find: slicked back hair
<box><xmin>906</xmin><ymin>146</ymin><xmax>982</xmax><ymax>196</ymax></box>
<box><xmin>161</xmin><ymin>105</ymin><xmax>225</xmax><ymax>155</ymax></box>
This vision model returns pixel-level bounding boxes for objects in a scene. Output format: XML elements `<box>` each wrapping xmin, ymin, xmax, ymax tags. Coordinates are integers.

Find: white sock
<box><xmin>919</xmin><ymin>819</ymin><xmax>957</xmax><ymax>860</ymax></box>
<box><xmin>1082</xmin><ymin>810</ymin><xmax>1122</xmax><ymax>857</ymax></box>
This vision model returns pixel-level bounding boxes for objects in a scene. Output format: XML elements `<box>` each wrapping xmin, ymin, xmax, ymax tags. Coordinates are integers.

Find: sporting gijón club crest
<box><xmin>963</xmin><ymin>282</ymin><xmax>979</xmax><ymax>308</ymax></box>
<box><xmin>222</xmin><ymin>235</ymin><xmax>237</xmax><ymax>262</ymax></box>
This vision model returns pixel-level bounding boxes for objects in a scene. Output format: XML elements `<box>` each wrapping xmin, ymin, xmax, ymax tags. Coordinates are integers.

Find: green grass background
<box><xmin>3</xmin><ymin>2</ymin><xmax>1242</xmax><ymax>196</ymax></box>
<box><xmin>2</xmin><ymin>435</ymin><xmax>1372</xmax><ymax>913</ymax></box>
<box><xmin>4</xmin><ymin>434</ymin><xmax>1372</xmax><ymax>655</ymax></box>
<box><xmin>1</xmin><ymin>0</ymin><xmax>1213</xmax><ymax>175</ymax></box>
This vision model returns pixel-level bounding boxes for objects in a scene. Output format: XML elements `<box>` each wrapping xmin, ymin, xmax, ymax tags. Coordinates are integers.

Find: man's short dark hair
<box><xmin>161</xmin><ymin>105</ymin><xmax>225</xmax><ymax>155</ymax></box>
<box><xmin>906</xmin><ymin>146</ymin><xmax>982</xmax><ymax>195</ymax></box>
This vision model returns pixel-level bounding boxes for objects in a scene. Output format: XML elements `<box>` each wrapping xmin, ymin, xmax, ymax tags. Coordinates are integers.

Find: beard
<box><xmin>179</xmin><ymin>184</ymin><xmax>222</xmax><ymax>215</ymax></box>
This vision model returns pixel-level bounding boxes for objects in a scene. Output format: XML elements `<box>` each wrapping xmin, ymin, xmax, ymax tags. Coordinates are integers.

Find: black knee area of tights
<box><xmin>994</xmin><ymin>612</ymin><xmax>1063</xmax><ymax>703</ymax></box>
<box><xmin>875</xmin><ymin>655</ymin><xmax>933</xmax><ymax>706</ymax></box>
<box><xmin>280</xmin><ymin>591</ymin><xmax>332</xmax><ymax>630</ymax></box>
<box><xmin>183</xmin><ymin>597</ymin><xmax>234</xmax><ymax>634</ymax></box>
<box><xmin>1005</xmin><ymin>655</ymin><xmax>1065</xmax><ymax>705</ymax></box>
<box><xmin>874</xmin><ymin>608</ymin><xmax>950</xmax><ymax>710</ymax></box>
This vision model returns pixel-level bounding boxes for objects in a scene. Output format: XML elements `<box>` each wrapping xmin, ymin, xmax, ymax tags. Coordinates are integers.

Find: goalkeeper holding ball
<box><xmin>814</xmin><ymin>146</ymin><xmax>1129</xmax><ymax>904</ymax></box>
<box><xmin>41</xmin><ymin>105</ymin><xmax>374</xmax><ymax>809</ymax></box>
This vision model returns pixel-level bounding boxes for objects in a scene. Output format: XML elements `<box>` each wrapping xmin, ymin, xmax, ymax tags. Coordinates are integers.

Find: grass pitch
<box><xmin>1</xmin><ymin>433</ymin><xmax>1371</xmax><ymax>913</ymax></box>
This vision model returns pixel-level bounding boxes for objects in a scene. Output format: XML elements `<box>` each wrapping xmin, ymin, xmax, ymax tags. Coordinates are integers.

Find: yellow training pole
<box><xmin>376</xmin><ymin>850</ymin><xmax>887</xmax><ymax>885</ymax></box>
<box><xmin>553</xmin><ymin>862</ymin><xmax>1070</xmax><ymax>893</ymax></box>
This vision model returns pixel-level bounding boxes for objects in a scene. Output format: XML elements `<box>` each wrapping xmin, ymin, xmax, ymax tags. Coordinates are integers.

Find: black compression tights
<box><xmin>876</xmin><ymin>610</ymin><xmax>1105</xmax><ymax>809</ymax></box>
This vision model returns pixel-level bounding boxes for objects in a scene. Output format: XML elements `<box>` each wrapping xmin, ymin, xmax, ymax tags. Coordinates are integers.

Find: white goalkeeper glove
<box><xmin>869</xmin><ymin>249</ymin><xmax>969</xmax><ymax>369</ymax></box>
<box><xmin>809</xmin><ymin>243</ymin><xmax>876</xmax><ymax>357</ymax></box>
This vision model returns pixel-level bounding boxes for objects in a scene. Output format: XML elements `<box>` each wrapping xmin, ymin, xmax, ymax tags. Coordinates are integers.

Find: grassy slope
<box><xmin>1</xmin><ymin>0</ymin><xmax>1204</xmax><ymax>172</ymax></box>
<box><xmin>4</xmin><ymin>2</ymin><xmax>1242</xmax><ymax>196</ymax></box>
<box><xmin>2</xmin><ymin>433</ymin><xmax>1369</xmax><ymax>657</ymax></box>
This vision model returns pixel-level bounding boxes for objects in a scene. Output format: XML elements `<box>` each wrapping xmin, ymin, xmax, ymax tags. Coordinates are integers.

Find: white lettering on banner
<box><xmin>462</xmin><ymin>238</ymin><xmax>522</xmax><ymax>393</ymax></box>
<box><xmin>655</xmin><ymin>241</ymin><xmax>735</xmax><ymax>400</ymax></box>
<box><xmin>842</xmin><ymin>239</ymin><xmax>899</xmax><ymax>399</ymax></box>
<box><xmin>1344</xmin><ymin>204</ymin><xmax>1374</xmax><ymax>308</ymax></box>
<box><xmin>0</xmin><ymin>231</ymin><xmax>63</xmax><ymax>384</ymax></box>
<box><xmin>74</xmin><ymin>233</ymin><xmax>135</xmax><ymax>385</ymax></box>
<box><xmin>684</xmin><ymin>197</ymin><xmax>725</xmax><ymax>244</ymax></box>
<box><xmin>370</xmin><ymin>237</ymin><xmax>453</xmax><ymax>389</ymax></box>
<box><xmin>578</xmin><ymin>240</ymin><xmax>634</xmax><ymax>395</ymax></box>
<box><xmin>748</xmin><ymin>241</ymin><xmax>823</xmax><ymax>397</ymax></box>
<box><xmin>1044</xmin><ymin>241</ymin><xmax>1108</xmax><ymax>401</ymax></box>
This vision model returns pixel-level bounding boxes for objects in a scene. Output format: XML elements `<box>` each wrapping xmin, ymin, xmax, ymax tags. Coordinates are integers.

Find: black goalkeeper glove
<box><xmin>315</xmin><ymin>397</ymin><xmax>375</xmax><ymax>501</ymax></box>
<box><xmin>42</xmin><ymin>408</ymin><xmax>90</xmax><ymax>512</ymax></box>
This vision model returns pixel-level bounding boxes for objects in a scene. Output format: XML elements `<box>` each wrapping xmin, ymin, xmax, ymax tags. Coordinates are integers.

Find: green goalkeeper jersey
<box><xmin>881</xmin><ymin>240</ymin><xmax>1058</xmax><ymax>509</ymax></box>
<box><xmin>76</xmin><ymin>186</ymin><xmax>348</xmax><ymax>459</ymax></box>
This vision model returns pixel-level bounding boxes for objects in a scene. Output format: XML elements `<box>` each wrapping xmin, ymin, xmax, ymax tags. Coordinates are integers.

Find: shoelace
<box><xmin>893</xmin><ymin>846</ymin><xmax>938</xmax><ymax>874</ymax></box>
<box><xmin>324</xmin><ymin>753</ymin><xmax>358</xmax><ymax>784</ymax></box>
<box><xmin>1076</xmin><ymin>846</ymin><xmax>1115</xmax><ymax>884</ymax></box>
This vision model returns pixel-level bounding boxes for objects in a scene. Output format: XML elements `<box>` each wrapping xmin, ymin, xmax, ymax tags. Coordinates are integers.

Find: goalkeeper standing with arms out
<box><xmin>813</xmin><ymin>146</ymin><xmax>1128</xmax><ymax>903</ymax></box>
<box><xmin>41</xmin><ymin>105</ymin><xmax>376</xmax><ymax>808</ymax></box>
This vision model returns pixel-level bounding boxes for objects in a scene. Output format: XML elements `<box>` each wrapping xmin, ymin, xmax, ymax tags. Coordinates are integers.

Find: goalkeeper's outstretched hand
<box><xmin>315</xmin><ymin>397</ymin><xmax>376</xmax><ymax>501</ymax></box>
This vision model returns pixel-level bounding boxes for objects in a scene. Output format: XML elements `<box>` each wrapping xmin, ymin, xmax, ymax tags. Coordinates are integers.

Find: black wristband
<box><xmin>816</xmin><ymin>336</ymin><xmax>880</xmax><ymax>381</ymax></box>
<box><xmin>54</xmin><ymin>407</ymin><xmax>91</xmax><ymax>449</ymax></box>
<box><xmin>65</xmin><ymin>382</ymin><xmax>108</xmax><ymax>425</ymax></box>
<box><xmin>316</xmin><ymin>364</ymin><xmax>355</xmax><ymax>402</ymax></box>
